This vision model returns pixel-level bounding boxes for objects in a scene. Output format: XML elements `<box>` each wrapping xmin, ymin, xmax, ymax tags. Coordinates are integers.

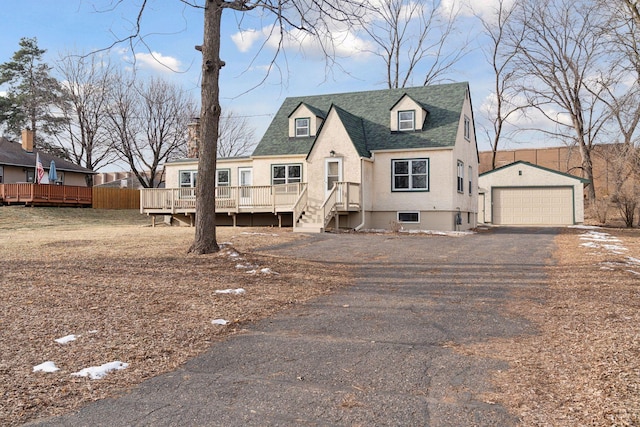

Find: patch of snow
<box><xmin>569</xmin><ymin>225</ymin><xmax>601</xmax><ymax>229</ymax></box>
<box><xmin>71</xmin><ymin>361</ymin><xmax>128</xmax><ymax>380</ymax></box>
<box><xmin>626</xmin><ymin>270</ymin><xmax>640</xmax><ymax>275</ymax></box>
<box><xmin>580</xmin><ymin>242</ymin><xmax>599</xmax><ymax>248</ymax></box>
<box><xmin>260</xmin><ymin>268</ymin><xmax>279</xmax><ymax>274</ymax></box>
<box><xmin>212</xmin><ymin>319</ymin><xmax>228</xmax><ymax>325</ymax></box>
<box><xmin>627</xmin><ymin>256</ymin><xmax>640</xmax><ymax>266</ymax></box>
<box><xmin>55</xmin><ymin>334</ymin><xmax>77</xmax><ymax>344</ymax></box>
<box><xmin>241</xmin><ymin>232</ymin><xmax>279</xmax><ymax>236</ymax></box>
<box><xmin>215</xmin><ymin>288</ymin><xmax>246</xmax><ymax>295</ymax></box>
<box><xmin>33</xmin><ymin>361</ymin><xmax>60</xmax><ymax>373</ymax></box>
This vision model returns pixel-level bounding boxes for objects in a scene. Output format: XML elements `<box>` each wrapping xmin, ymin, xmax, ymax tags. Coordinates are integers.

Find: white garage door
<box><xmin>493</xmin><ymin>187</ymin><xmax>574</xmax><ymax>225</ymax></box>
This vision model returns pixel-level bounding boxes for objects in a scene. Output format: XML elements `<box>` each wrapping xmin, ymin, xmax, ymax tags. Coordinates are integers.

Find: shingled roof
<box><xmin>0</xmin><ymin>137</ymin><xmax>94</xmax><ymax>174</ymax></box>
<box><xmin>252</xmin><ymin>82</ymin><xmax>469</xmax><ymax>158</ymax></box>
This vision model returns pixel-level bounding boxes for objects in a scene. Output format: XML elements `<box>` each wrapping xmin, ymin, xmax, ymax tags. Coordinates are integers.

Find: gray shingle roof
<box><xmin>252</xmin><ymin>82</ymin><xmax>469</xmax><ymax>158</ymax></box>
<box><xmin>0</xmin><ymin>137</ymin><xmax>95</xmax><ymax>174</ymax></box>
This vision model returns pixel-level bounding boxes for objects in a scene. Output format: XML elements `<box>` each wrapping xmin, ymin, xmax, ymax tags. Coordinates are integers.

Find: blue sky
<box><xmin>0</xmin><ymin>0</ymin><xmax>543</xmax><ymax>171</ymax></box>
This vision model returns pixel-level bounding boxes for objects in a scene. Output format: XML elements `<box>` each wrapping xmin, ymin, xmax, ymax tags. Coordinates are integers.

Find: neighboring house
<box><xmin>478</xmin><ymin>161</ymin><xmax>589</xmax><ymax>225</ymax></box>
<box><xmin>0</xmin><ymin>131</ymin><xmax>94</xmax><ymax>186</ymax></box>
<box><xmin>143</xmin><ymin>82</ymin><xmax>479</xmax><ymax>232</ymax></box>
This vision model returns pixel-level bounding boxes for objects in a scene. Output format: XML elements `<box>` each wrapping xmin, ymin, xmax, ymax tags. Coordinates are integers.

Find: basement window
<box><xmin>397</xmin><ymin>211</ymin><xmax>420</xmax><ymax>223</ymax></box>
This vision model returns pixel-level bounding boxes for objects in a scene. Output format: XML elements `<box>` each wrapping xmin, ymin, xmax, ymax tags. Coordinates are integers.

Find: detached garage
<box><xmin>478</xmin><ymin>161</ymin><xmax>590</xmax><ymax>226</ymax></box>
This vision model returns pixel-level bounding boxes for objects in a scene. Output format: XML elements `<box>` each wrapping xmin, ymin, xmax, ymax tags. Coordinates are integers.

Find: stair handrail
<box><xmin>292</xmin><ymin>184</ymin><xmax>308</xmax><ymax>224</ymax></box>
<box><xmin>320</xmin><ymin>185</ymin><xmax>338</xmax><ymax>229</ymax></box>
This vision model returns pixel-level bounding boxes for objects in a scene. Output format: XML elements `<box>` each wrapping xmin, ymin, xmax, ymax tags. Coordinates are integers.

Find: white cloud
<box><xmin>134</xmin><ymin>52</ymin><xmax>182</xmax><ymax>72</ymax></box>
<box><xmin>439</xmin><ymin>0</ymin><xmax>516</xmax><ymax>21</ymax></box>
<box><xmin>231</xmin><ymin>28</ymin><xmax>265</xmax><ymax>53</ymax></box>
<box><xmin>231</xmin><ymin>24</ymin><xmax>372</xmax><ymax>60</ymax></box>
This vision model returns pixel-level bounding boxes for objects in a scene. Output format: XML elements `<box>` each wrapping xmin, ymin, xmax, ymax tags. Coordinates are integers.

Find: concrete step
<box><xmin>293</xmin><ymin>222</ymin><xmax>324</xmax><ymax>233</ymax></box>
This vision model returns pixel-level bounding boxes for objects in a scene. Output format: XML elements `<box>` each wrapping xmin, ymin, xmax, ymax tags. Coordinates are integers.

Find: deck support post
<box><xmin>232</xmin><ymin>213</ymin><xmax>237</xmax><ymax>227</ymax></box>
<box><xmin>190</xmin><ymin>213</ymin><xmax>195</xmax><ymax>227</ymax></box>
<box><xmin>277</xmin><ymin>214</ymin><xmax>282</xmax><ymax>228</ymax></box>
<box><xmin>151</xmin><ymin>215</ymin><xmax>156</xmax><ymax>227</ymax></box>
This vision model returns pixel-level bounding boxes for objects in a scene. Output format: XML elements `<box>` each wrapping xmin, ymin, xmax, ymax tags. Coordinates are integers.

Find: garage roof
<box><xmin>479</xmin><ymin>160</ymin><xmax>590</xmax><ymax>183</ymax></box>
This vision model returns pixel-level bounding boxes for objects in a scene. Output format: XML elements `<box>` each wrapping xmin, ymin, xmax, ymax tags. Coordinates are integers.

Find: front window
<box><xmin>398</xmin><ymin>110</ymin><xmax>415</xmax><ymax>131</ymax></box>
<box><xmin>468</xmin><ymin>165</ymin><xmax>472</xmax><ymax>195</ymax></box>
<box><xmin>272</xmin><ymin>164</ymin><xmax>302</xmax><ymax>186</ymax></box>
<box><xmin>457</xmin><ymin>161</ymin><xmax>464</xmax><ymax>193</ymax></box>
<box><xmin>392</xmin><ymin>159</ymin><xmax>429</xmax><ymax>191</ymax></box>
<box><xmin>26</xmin><ymin>169</ymin><xmax>35</xmax><ymax>183</ymax></box>
<box><xmin>295</xmin><ymin>118</ymin><xmax>310</xmax><ymax>137</ymax></box>
<box><xmin>180</xmin><ymin>170</ymin><xmax>197</xmax><ymax>188</ymax></box>
<box><xmin>216</xmin><ymin>169</ymin><xmax>230</xmax><ymax>186</ymax></box>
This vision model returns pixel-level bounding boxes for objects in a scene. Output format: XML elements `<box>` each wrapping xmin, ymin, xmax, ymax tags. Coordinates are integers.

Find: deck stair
<box><xmin>293</xmin><ymin>204</ymin><xmax>324</xmax><ymax>233</ymax></box>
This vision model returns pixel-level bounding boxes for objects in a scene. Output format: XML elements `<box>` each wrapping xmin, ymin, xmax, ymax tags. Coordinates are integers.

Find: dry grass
<box><xmin>462</xmin><ymin>226</ymin><xmax>640</xmax><ymax>426</ymax></box>
<box><xmin>2</xmin><ymin>207</ymin><xmax>640</xmax><ymax>426</ymax></box>
<box><xmin>0</xmin><ymin>207</ymin><xmax>349</xmax><ymax>426</ymax></box>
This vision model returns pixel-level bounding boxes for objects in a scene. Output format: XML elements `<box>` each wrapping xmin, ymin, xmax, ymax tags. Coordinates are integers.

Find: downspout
<box><xmin>355</xmin><ymin>157</ymin><xmax>366</xmax><ymax>231</ymax></box>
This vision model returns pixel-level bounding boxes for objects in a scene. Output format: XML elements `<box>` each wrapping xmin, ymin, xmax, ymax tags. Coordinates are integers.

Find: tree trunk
<box><xmin>577</xmin><ymin>141</ymin><xmax>597</xmax><ymax>201</ymax></box>
<box><xmin>189</xmin><ymin>0</ymin><xmax>222</xmax><ymax>254</ymax></box>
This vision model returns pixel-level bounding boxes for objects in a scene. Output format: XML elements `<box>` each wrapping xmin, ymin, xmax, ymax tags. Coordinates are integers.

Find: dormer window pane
<box><xmin>398</xmin><ymin>110</ymin><xmax>415</xmax><ymax>131</ymax></box>
<box><xmin>295</xmin><ymin>118</ymin><xmax>310</xmax><ymax>137</ymax></box>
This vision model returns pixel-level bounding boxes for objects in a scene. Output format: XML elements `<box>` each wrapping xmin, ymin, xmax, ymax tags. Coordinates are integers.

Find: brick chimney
<box><xmin>187</xmin><ymin>118</ymin><xmax>200</xmax><ymax>159</ymax></box>
<box><xmin>21</xmin><ymin>129</ymin><xmax>34</xmax><ymax>152</ymax></box>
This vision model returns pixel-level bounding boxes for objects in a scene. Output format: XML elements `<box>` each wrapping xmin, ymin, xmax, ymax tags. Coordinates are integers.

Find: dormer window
<box><xmin>398</xmin><ymin>110</ymin><xmax>415</xmax><ymax>131</ymax></box>
<box><xmin>295</xmin><ymin>118</ymin><xmax>310</xmax><ymax>137</ymax></box>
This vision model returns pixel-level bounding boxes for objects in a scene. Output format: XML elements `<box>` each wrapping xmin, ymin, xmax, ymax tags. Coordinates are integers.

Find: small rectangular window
<box><xmin>295</xmin><ymin>118</ymin><xmax>310</xmax><ymax>137</ymax></box>
<box><xmin>398</xmin><ymin>211</ymin><xmax>420</xmax><ymax>223</ymax></box>
<box><xmin>457</xmin><ymin>161</ymin><xmax>464</xmax><ymax>193</ymax></box>
<box><xmin>398</xmin><ymin>110</ymin><xmax>415</xmax><ymax>131</ymax></box>
<box><xmin>464</xmin><ymin>116</ymin><xmax>470</xmax><ymax>140</ymax></box>
<box><xmin>468</xmin><ymin>165</ymin><xmax>472</xmax><ymax>195</ymax></box>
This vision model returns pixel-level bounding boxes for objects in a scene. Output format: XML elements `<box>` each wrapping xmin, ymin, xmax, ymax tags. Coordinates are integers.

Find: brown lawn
<box><xmin>1</xmin><ymin>206</ymin><xmax>639</xmax><ymax>426</ymax></box>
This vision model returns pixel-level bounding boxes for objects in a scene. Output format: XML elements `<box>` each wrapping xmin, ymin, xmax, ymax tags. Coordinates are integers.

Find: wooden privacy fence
<box><xmin>92</xmin><ymin>187</ymin><xmax>140</xmax><ymax>209</ymax></box>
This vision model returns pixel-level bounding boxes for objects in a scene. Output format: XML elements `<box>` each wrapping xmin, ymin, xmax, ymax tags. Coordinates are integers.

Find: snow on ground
<box><xmin>71</xmin><ymin>361</ymin><xmax>129</xmax><ymax>380</ymax></box>
<box><xmin>33</xmin><ymin>361</ymin><xmax>59</xmax><ymax>373</ymax></box>
<box><xmin>577</xmin><ymin>228</ymin><xmax>639</xmax><ymax>275</ymax></box>
<box><xmin>54</xmin><ymin>334</ymin><xmax>77</xmax><ymax>344</ymax></box>
<box><xmin>32</xmin><ymin>334</ymin><xmax>128</xmax><ymax>380</ymax></box>
<box><xmin>212</xmin><ymin>319</ymin><xmax>228</xmax><ymax>326</ymax></box>
<box><xmin>215</xmin><ymin>288</ymin><xmax>246</xmax><ymax>295</ymax></box>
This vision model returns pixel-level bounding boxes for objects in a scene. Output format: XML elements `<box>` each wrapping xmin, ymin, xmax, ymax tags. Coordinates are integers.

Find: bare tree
<box><xmin>102</xmin><ymin>0</ymin><xmax>364</xmax><ymax>253</ymax></box>
<box><xmin>189</xmin><ymin>0</ymin><xmax>364</xmax><ymax>254</ymax></box>
<box><xmin>217</xmin><ymin>110</ymin><xmax>256</xmax><ymax>158</ymax></box>
<box><xmin>476</xmin><ymin>0</ymin><xmax>526</xmax><ymax>170</ymax></box>
<box><xmin>621</xmin><ymin>0</ymin><xmax>640</xmax><ymax>25</ymax></box>
<box><xmin>512</xmin><ymin>0</ymin><xmax>611</xmax><ymax>201</ymax></box>
<box><xmin>56</xmin><ymin>52</ymin><xmax>118</xmax><ymax>184</ymax></box>
<box><xmin>358</xmin><ymin>0</ymin><xmax>465</xmax><ymax>88</ymax></box>
<box><xmin>106</xmin><ymin>74</ymin><xmax>197</xmax><ymax>188</ymax></box>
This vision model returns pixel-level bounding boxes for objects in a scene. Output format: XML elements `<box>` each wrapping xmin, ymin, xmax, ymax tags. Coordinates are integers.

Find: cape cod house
<box><xmin>140</xmin><ymin>82</ymin><xmax>479</xmax><ymax>232</ymax></box>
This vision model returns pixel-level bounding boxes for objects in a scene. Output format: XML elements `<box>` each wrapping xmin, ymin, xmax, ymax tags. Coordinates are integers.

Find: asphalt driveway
<box><xmin>32</xmin><ymin>227</ymin><xmax>557</xmax><ymax>426</ymax></box>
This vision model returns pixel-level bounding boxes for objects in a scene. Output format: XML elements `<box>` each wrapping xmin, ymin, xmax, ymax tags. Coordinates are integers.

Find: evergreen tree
<box><xmin>0</xmin><ymin>37</ymin><xmax>67</xmax><ymax>153</ymax></box>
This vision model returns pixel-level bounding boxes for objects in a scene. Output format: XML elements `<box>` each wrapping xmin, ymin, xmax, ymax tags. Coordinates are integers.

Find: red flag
<box><xmin>36</xmin><ymin>153</ymin><xmax>45</xmax><ymax>184</ymax></box>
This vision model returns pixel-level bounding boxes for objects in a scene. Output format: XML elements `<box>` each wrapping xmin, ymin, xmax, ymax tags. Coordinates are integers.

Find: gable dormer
<box><xmin>288</xmin><ymin>103</ymin><xmax>326</xmax><ymax>138</ymax></box>
<box><xmin>389</xmin><ymin>94</ymin><xmax>429</xmax><ymax>132</ymax></box>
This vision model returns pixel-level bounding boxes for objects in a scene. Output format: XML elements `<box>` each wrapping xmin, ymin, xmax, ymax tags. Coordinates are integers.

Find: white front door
<box><xmin>325</xmin><ymin>158</ymin><xmax>343</xmax><ymax>199</ymax></box>
<box><xmin>239</xmin><ymin>167</ymin><xmax>252</xmax><ymax>205</ymax></box>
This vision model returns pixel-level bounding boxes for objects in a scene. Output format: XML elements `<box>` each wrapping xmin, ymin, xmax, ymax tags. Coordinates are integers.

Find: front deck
<box><xmin>0</xmin><ymin>183</ymin><xmax>92</xmax><ymax>207</ymax></box>
<box><xmin>139</xmin><ymin>182</ymin><xmax>361</xmax><ymax>230</ymax></box>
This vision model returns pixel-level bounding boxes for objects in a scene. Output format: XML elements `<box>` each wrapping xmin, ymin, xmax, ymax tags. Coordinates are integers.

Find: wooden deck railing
<box><xmin>0</xmin><ymin>183</ymin><xmax>92</xmax><ymax>206</ymax></box>
<box><xmin>139</xmin><ymin>183</ymin><xmax>308</xmax><ymax>214</ymax></box>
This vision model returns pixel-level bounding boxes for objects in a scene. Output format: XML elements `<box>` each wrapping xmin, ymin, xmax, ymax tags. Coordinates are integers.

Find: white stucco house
<box><xmin>478</xmin><ymin>161</ymin><xmax>589</xmax><ymax>225</ymax></box>
<box><xmin>140</xmin><ymin>82</ymin><xmax>480</xmax><ymax>232</ymax></box>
